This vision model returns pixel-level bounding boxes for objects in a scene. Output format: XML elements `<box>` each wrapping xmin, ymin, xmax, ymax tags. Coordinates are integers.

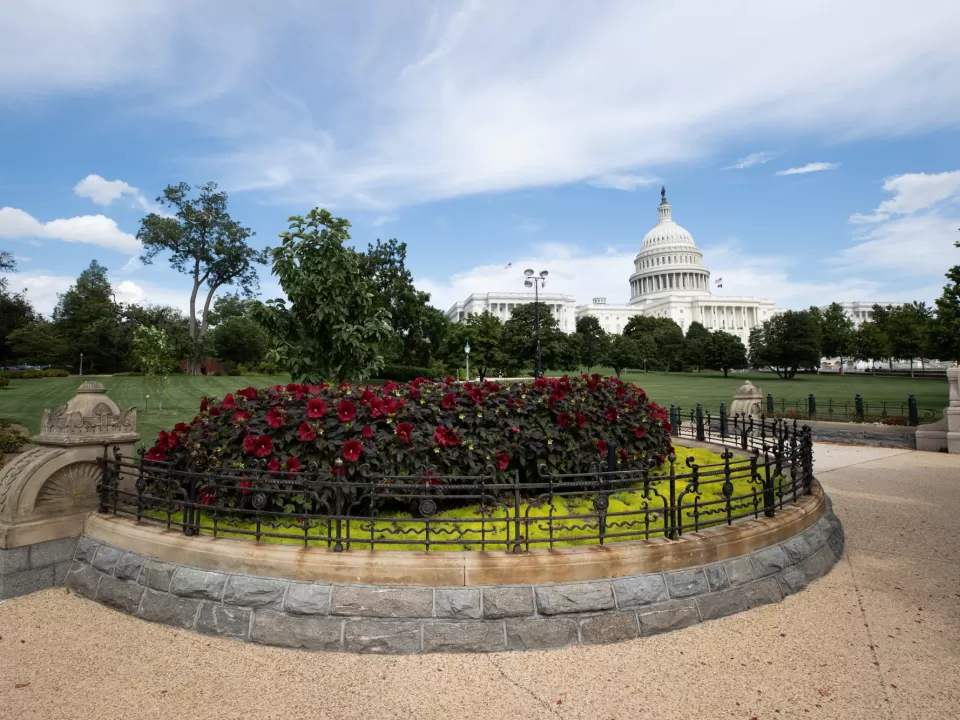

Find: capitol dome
<box><xmin>628</xmin><ymin>187</ymin><xmax>711</xmax><ymax>305</ymax></box>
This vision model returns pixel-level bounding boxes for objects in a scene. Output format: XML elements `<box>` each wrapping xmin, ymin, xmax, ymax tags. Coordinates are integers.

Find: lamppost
<box><xmin>523</xmin><ymin>269</ymin><xmax>549</xmax><ymax>378</ymax></box>
<box><xmin>79</xmin><ymin>352</ymin><xmax>84</xmax><ymax>377</ymax></box>
<box><xmin>465</xmin><ymin>342</ymin><xmax>471</xmax><ymax>382</ymax></box>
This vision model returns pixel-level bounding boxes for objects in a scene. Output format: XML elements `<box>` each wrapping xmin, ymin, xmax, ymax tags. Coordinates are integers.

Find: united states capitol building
<box><xmin>446</xmin><ymin>188</ymin><xmax>779</xmax><ymax>345</ymax></box>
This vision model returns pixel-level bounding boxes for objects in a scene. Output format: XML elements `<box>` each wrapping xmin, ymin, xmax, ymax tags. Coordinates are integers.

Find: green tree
<box><xmin>132</xmin><ymin>325</ymin><xmax>174</xmax><ymax>410</ymax></box>
<box><xmin>623</xmin><ymin>315</ymin><xmax>684</xmax><ymax>371</ymax></box>
<box><xmin>251</xmin><ymin>209</ymin><xmax>391</xmax><ymax>383</ymax></box>
<box><xmin>748</xmin><ymin>310</ymin><xmax>821</xmax><ymax>379</ymax></box>
<box><xmin>817</xmin><ymin>303</ymin><xmax>856</xmax><ymax>372</ymax></box>
<box><xmin>853</xmin><ymin>321</ymin><xmax>889</xmax><ymax>372</ymax></box>
<box><xmin>929</xmin><ymin>266</ymin><xmax>960</xmax><ymax>363</ymax></box>
<box><xmin>501</xmin><ymin>303</ymin><xmax>569</xmax><ymax>374</ymax></box>
<box><xmin>885</xmin><ymin>302</ymin><xmax>932</xmax><ymax>376</ymax></box>
<box><xmin>441</xmin><ymin>312</ymin><xmax>506</xmax><ymax>381</ymax></box>
<box><xmin>705</xmin><ymin>330</ymin><xmax>748</xmax><ymax>377</ymax></box>
<box><xmin>575</xmin><ymin>316</ymin><xmax>609</xmax><ymax>372</ymax></box>
<box><xmin>137</xmin><ymin>182</ymin><xmax>267</xmax><ymax>374</ymax></box>
<box><xmin>211</xmin><ymin>315</ymin><xmax>269</xmax><ymax>367</ymax></box>
<box><xmin>206</xmin><ymin>292</ymin><xmax>251</xmax><ymax>326</ymax></box>
<box><xmin>682</xmin><ymin>321</ymin><xmax>712</xmax><ymax>371</ymax></box>
<box><xmin>605</xmin><ymin>334</ymin><xmax>643</xmax><ymax>378</ymax></box>
<box><xmin>6</xmin><ymin>321</ymin><xmax>65</xmax><ymax>366</ymax></box>
<box><xmin>0</xmin><ymin>251</ymin><xmax>38</xmax><ymax>367</ymax></box>
<box><xmin>52</xmin><ymin>260</ymin><xmax>123</xmax><ymax>372</ymax></box>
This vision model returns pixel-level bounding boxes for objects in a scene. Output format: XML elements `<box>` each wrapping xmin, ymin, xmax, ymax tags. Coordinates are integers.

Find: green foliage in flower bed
<box><xmin>144</xmin><ymin>374</ymin><xmax>673</xmax><ymax>509</ymax></box>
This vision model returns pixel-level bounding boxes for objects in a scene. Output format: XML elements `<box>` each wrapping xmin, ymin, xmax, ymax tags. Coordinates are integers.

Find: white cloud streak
<box><xmin>775</xmin><ymin>162</ymin><xmax>841</xmax><ymax>176</ymax></box>
<box><xmin>588</xmin><ymin>172</ymin><xmax>660</xmax><ymax>191</ymax></box>
<box><xmin>724</xmin><ymin>152</ymin><xmax>775</xmax><ymax>170</ymax></box>
<box><xmin>0</xmin><ymin>207</ymin><xmax>140</xmax><ymax>254</ymax></box>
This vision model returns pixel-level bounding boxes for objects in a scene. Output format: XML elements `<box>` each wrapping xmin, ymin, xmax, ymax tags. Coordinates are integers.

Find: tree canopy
<box><xmin>748</xmin><ymin>310</ymin><xmax>821</xmax><ymax>379</ymax></box>
<box><xmin>815</xmin><ymin>303</ymin><xmax>855</xmax><ymax>371</ymax></box>
<box><xmin>705</xmin><ymin>330</ymin><xmax>748</xmax><ymax>377</ymax></box>
<box><xmin>440</xmin><ymin>311</ymin><xmax>506</xmax><ymax>381</ymax></box>
<box><xmin>575</xmin><ymin>315</ymin><xmax>609</xmax><ymax>372</ymax></box>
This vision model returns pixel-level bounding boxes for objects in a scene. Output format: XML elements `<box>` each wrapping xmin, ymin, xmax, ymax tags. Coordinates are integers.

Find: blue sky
<box><xmin>2</xmin><ymin>0</ymin><xmax>959</xmax><ymax>317</ymax></box>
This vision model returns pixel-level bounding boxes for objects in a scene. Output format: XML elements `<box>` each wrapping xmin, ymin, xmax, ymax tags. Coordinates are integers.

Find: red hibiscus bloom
<box><xmin>306</xmin><ymin>398</ymin><xmax>328</xmax><ymax>419</ymax></box>
<box><xmin>197</xmin><ymin>485</ymin><xmax>216</xmax><ymax>505</ymax></box>
<box><xmin>157</xmin><ymin>430</ymin><xmax>168</xmax><ymax>448</ymax></box>
<box><xmin>409</xmin><ymin>386</ymin><xmax>421</xmax><ymax>400</ymax></box>
<box><xmin>360</xmin><ymin>389</ymin><xmax>376</xmax><ymax>405</ymax></box>
<box><xmin>285</xmin><ymin>456</ymin><xmax>302</xmax><ymax>473</ymax></box>
<box><xmin>605</xmin><ymin>407</ymin><xmax>618</xmax><ymax>422</ymax></box>
<box><xmin>383</xmin><ymin>397</ymin><xmax>401</xmax><ymax>414</ymax></box>
<box><xmin>306</xmin><ymin>384</ymin><xmax>322</xmax><ymax>395</ymax></box>
<box><xmin>575</xmin><ymin>412</ymin><xmax>587</xmax><ymax>429</ymax></box>
<box><xmin>173</xmin><ymin>422</ymin><xmax>188</xmax><ymax>433</ymax></box>
<box><xmin>433</xmin><ymin>426</ymin><xmax>460</xmax><ymax>448</ymax></box>
<box><xmin>557</xmin><ymin>413</ymin><xmax>572</xmax><ymax>428</ymax></box>
<box><xmin>444</xmin><ymin>376</ymin><xmax>456</xmax><ymax>384</ymax></box>
<box><xmin>441</xmin><ymin>393</ymin><xmax>456</xmax><ymax>410</ymax></box>
<box><xmin>267</xmin><ymin>457</ymin><xmax>281</xmax><ymax>472</ymax></box>
<box><xmin>298</xmin><ymin>422</ymin><xmax>317</xmax><ymax>442</ymax></box>
<box><xmin>209</xmin><ymin>406</ymin><xmax>221</xmax><ymax>417</ymax></box>
<box><xmin>369</xmin><ymin>398</ymin><xmax>386</xmax><ymax>418</ymax></box>
<box><xmin>484</xmin><ymin>381</ymin><xmax>501</xmax><ymax>393</ymax></box>
<box><xmin>233</xmin><ymin>410</ymin><xmax>250</xmax><ymax>425</ymax></box>
<box><xmin>597</xmin><ymin>439</ymin><xmax>608</xmax><ymax>455</ymax></box>
<box><xmin>199</xmin><ymin>396</ymin><xmax>209</xmax><ymax>412</ymax></box>
<box><xmin>338</xmin><ymin>382</ymin><xmax>352</xmax><ymax>391</ymax></box>
<box><xmin>663</xmin><ymin>421</ymin><xmax>673</xmax><ymax>434</ymax></box>
<box><xmin>470</xmin><ymin>388</ymin><xmax>485</xmax><ymax>404</ymax></box>
<box><xmin>361</xmin><ymin>425</ymin><xmax>373</xmax><ymax>439</ymax></box>
<box><xmin>633</xmin><ymin>425</ymin><xmax>647</xmax><ymax>439</ymax></box>
<box><xmin>145</xmin><ymin>446</ymin><xmax>166</xmax><ymax>462</ymax></box>
<box><xmin>222</xmin><ymin>393</ymin><xmax>236</xmax><ymax>409</ymax></box>
<box><xmin>510</xmin><ymin>425</ymin><xmax>520</xmax><ymax>433</ymax></box>
<box><xmin>410</xmin><ymin>377</ymin><xmax>426</xmax><ymax>387</ymax></box>
<box><xmin>343</xmin><ymin>439</ymin><xmax>363</xmax><ymax>463</ymax></box>
<box><xmin>337</xmin><ymin>400</ymin><xmax>357</xmax><ymax>423</ymax></box>
<box><xmin>267</xmin><ymin>407</ymin><xmax>286</xmax><ymax>429</ymax></box>
<box><xmin>495</xmin><ymin>451</ymin><xmax>510</xmax><ymax>471</ymax></box>
<box><xmin>396</xmin><ymin>423</ymin><xmax>413</xmax><ymax>443</ymax></box>
<box><xmin>243</xmin><ymin>434</ymin><xmax>257</xmax><ymax>453</ymax></box>
<box><xmin>237</xmin><ymin>387</ymin><xmax>258</xmax><ymax>401</ymax></box>
<box><xmin>534</xmin><ymin>377</ymin><xmax>548</xmax><ymax>389</ymax></box>
<box><xmin>239</xmin><ymin>479</ymin><xmax>252</xmax><ymax>495</ymax></box>
<box><xmin>253</xmin><ymin>435</ymin><xmax>273</xmax><ymax>458</ymax></box>
<box><xmin>285</xmin><ymin>383</ymin><xmax>301</xmax><ymax>393</ymax></box>
<box><xmin>166</xmin><ymin>432</ymin><xmax>180</xmax><ymax>450</ymax></box>
<box><xmin>382</xmin><ymin>380</ymin><xmax>398</xmax><ymax>393</ymax></box>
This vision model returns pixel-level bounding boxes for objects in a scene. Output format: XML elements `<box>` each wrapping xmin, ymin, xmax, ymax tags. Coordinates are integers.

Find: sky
<box><xmin>1</xmin><ymin>0</ymin><xmax>960</xmax><ymax>318</ymax></box>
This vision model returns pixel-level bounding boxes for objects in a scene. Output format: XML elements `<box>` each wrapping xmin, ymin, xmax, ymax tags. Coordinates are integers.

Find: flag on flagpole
<box><xmin>715</xmin><ymin>277</ymin><xmax>723</xmax><ymax>288</ymax></box>
<box><xmin>504</xmin><ymin>262</ymin><xmax>513</xmax><ymax>269</ymax></box>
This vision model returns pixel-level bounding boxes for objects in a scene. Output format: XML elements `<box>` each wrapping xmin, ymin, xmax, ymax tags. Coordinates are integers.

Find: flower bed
<box><xmin>144</xmin><ymin>375</ymin><xmax>672</xmax><ymax>508</ymax></box>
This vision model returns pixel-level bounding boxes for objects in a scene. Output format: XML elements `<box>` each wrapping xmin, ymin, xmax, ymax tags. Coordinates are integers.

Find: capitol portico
<box><xmin>446</xmin><ymin>188</ymin><xmax>779</xmax><ymax>344</ymax></box>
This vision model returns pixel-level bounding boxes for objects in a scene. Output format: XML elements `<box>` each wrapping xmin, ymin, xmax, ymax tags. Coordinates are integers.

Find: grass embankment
<box><xmin>142</xmin><ymin>445</ymin><xmax>791</xmax><ymax>551</ymax></box>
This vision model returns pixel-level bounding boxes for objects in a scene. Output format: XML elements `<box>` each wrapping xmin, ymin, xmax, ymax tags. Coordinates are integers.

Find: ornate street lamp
<box><xmin>79</xmin><ymin>352</ymin><xmax>84</xmax><ymax>377</ymax></box>
<box><xmin>523</xmin><ymin>269</ymin><xmax>549</xmax><ymax>378</ymax></box>
<box><xmin>465</xmin><ymin>342</ymin><xmax>471</xmax><ymax>382</ymax></box>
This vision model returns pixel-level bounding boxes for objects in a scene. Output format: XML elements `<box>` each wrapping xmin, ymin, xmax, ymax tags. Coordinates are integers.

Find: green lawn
<box><xmin>0</xmin><ymin>369</ymin><xmax>949</xmax><ymax>446</ymax></box>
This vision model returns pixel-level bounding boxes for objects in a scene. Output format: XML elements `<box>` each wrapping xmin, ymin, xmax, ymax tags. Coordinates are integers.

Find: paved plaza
<box><xmin>0</xmin><ymin>443</ymin><xmax>957</xmax><ymax>720</ymax></box>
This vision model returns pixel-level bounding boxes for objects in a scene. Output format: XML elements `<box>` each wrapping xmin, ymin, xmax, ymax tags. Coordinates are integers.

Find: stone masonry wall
<box><xmin>0</xmin><ymin>537</ymin><xmax>78</xmax><ymax>600</ymax></box>
<box><xmin>62</xmin><ymin>507</ymin><xmax>844</xmax><ymax>654</ymax></box>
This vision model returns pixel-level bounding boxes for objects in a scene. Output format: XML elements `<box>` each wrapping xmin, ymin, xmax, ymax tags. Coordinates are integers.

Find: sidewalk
<box><xmin>1</xmin><ymin>444</ymin><xmax>958</xmax><ymax>720</ymax></box>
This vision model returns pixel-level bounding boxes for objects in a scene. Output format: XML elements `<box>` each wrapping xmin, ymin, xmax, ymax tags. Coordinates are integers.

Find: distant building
<box><xmin>446</xmin><ymin>292</ymin><xmax>578</xmax><ymax>332</ymax></box>
<box><xmin>817</xmin><ymin>301</ymin><xmax>906</xmax><ymax>327</ymax></box>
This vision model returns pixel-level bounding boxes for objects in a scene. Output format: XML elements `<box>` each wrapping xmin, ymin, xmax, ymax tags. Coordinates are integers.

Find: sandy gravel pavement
<box><xmin>1</xmin><ymin>443</ymin><xmax>958</xmax><ymax>720</ymax></box>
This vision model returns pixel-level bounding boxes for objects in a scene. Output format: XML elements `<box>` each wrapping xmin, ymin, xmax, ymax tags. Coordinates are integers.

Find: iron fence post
<box><xmin>667</xmin><ymin>453</ymin><xmax>677</xmax><ymax>539</ymax></box>
<box><xmin>855</xmin><ymin>393</ymin><xmax>864</xmax><ymax>421</ymax></box>
<box><xmin>606</xmin><ymin>440</ymin><xmax>616</xmax><ymax>472</ymax></box>
<box><xmin>908</xmin><ymin>394</ymin><xmax>919</xmax><ymax>426</ymax></box>
<box><xmin>695</xmin><ymin>403</ymin><xmax>705</xmax><ymax>441</ymax></box>
<box><xmin>97</xmin><ymin>442</ymin><xmax>110</xmax><ymax>513</ymax></box>
<box><xmin>719</xmin><ymin>402</ymin><xmax>728</xmax><ymax>439</ymax></box>
<box><xmin>762</xmin><ymin>446</ymin><xmax>775</xmax><ymax>517</ymax></box>
<box><xmin>766</xmin><ymin>392</ymin><xmax>774</xmax><ymax>415</ymax></box>
<box><xmin>808</xmin><ymin>393</ymin><xmax>816</xmax><ymax>421</ymax></box>
<box><xmin>333</xmin><ymin>459</ymin><xmax>344</xmax><ymax>552</ymax></box>
<box><xmin>669</xmin><ymin>404</ymin><xmax>679</xmax><ymax>437</ymax></box>
<box><xmin>512</xmin><ymin>470</ymin><xmax>523</xmax><ymax>553</ymax></box>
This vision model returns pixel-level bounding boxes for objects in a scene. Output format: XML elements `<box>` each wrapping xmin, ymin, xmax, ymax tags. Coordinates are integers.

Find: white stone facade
<box><xmin>446</xmin><ymin>292</ymin><xmax>578</xmax><ymax>332</ymax></box>
<box><xmin>817</xmin><ymin>301</ymin><xmax>906</xmax><ymax>328</ymax></box>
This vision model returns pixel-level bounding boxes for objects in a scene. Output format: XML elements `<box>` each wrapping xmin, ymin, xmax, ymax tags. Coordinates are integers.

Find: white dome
<box><xmin>640</xmin><ymin>187</ymin><xmax>696</xmax><ymax>250</ymax></box>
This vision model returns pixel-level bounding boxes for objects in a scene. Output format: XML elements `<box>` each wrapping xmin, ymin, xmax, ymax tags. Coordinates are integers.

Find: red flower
<box><xmin>597</xmin><ymin>439</ymin><xmax>608</xmax><ymax>455</ymax></box>
<box><xmin>575</xmin><ymin>412</ymin><xmax>586</xmax><ymax>428</ymax></box>
<box><xmin>243</xmin><ymin>434</ymin><xmax>257</xmax><ymax>453</ymax></box>
<box><xmin>267</xmin><ymin>407</ymin><xmax>286</xmax><ymax>429</ymax></box>
<box><xmin>237</xmin><ymin>387</ymin><xmax>258</xmax><ymax>401</ymax></box>
<box><xmin>557</xmin><ymin>413</ymin><xmax>572</xmax><ymax>428</ymax></box>
<box><xmin>369</xmin><ymin>398</ymin><xmax>386</xmax><ymax>418</ymax></box>
<box><xmin>409</xmin><ymin>387</ymin><xmax>421</xmax><ymax>400</ymax></box>
<box><xmin>285</xmin><ymin>456</ymin><xmax>302</xmax><ymax>473</ymax></box>
<box><xmin>496</xmin><ymin>451</ymin><xmax>510</xmax><ymax>471</ymax></box>
<box><xmin>470</xmin><ymin>388</ymin><xmax>485</xmax><ymax>404</ymax></box>
<box><xmin>410</xmin><ymin>377</ymin><xmax>426</xmax><ymax>388</ymax></box>
<box><xmin>232</xmin><ymin>410</ymin><xmax>251</xmax><ymax>425</ymax></box>
<box><xmin>267</xmin><ymin>457</ymin><xmax>281</xmax><ymax>472</ymax></box>
<box><xmin>343</xmin><ymin>439</ymin><xmax>363</xmax><ymax>463</ymax></box>
<box><xmin>199</xmin><ymin>396</ymin><xmax>209</xmax><ymax>412</ymax></box>
<box><xmin>173</xmin><ymin>422</ymin><xmax>188</xmax><ymax>433</ymax></box>
<box><xmin>633</xmin><ymin>425</ymin><xmax>647</xmax><ymax>439</ymax></box>
<box><xmin>145</xmin><ymin>446</ymin><xmax>166</xmax><ymax>462</ymax></box>
<box><xmin>510</xmin><ymin>425</ymin><xmax>520</xmax><ymax>433</ymax></box>
<box><xmin>285</xmin><ymin>383</ymin><xmax>302</xmax><ymax>393</ymax></box>
<box><xmin>239</xmin><ymin>479</ymin><xmax>252</xmax><ymax>495</ymax></box>
<box><xmin>484</xmin><ymin>381</ymin><xmax>501</xmax><ymax>393</ymax></box>
<box><xmin>396</xmin><ymin>423</ymin><xmax>413</xmax><ymax>443</ymax></box>
<box><xmin>222</xmin><ymin>393</ymin><xmax>236</xmax><ymax>410</ymax></box>
<box><xmin>534</xmin><ymin>377</ymin><xmax>548</xmax><ymax>389</ymax></box>
<box><xmin>605</xmin><ymin>407</ymin><xmax>618</xmax><ymax>422</ymax></box>
<box><xmin>306</xmin><ymin>398</ymin><xmax>328</xmax><ymax>419</ymax></box>
<box><xmin>337</xmin><ymin>400</ymin><xmax>357</xmax><ymax>423</ymax></box>
<box><xmin>166</xmin><ymin>433</ymin><xmax>180</xmax><ymax>450</ymax></box>
<box><xmin>209</xmin><ymin>406</ymin><xmax>221</xmax><ymax>417</ymax></box>
<box><xmin>298</xmin><ymin>422</ymin><xmax>317</xmax><ymax>441</ymax></box>
<box><xmin>433</xmin><ymin>426</ymin><xmax>460</xmax><ymax>448</ymax></box>
<box><xmin>442</xmin><ymin>393</ymin><xmax>456</xmax><ymax>409</ymax></box>
<box><xmin>664</xmin><ymin>421</ymin><xmax>673</xmax><ymax>434</ymax></box>
<box><xmin>360</xmin><ymin>389</ymin><xmax>376</xmax><ymax>405</ymax></box>
<box><xmin>444</xmin><ymin>376</ymin><xmax>456</xmax><ymax>384</ymax></box>
<box><xmin>362</xmin><ymin>425</ymin><xmax>374</xmax><ymax>439</ymax></box>
<box><xmin>306</xmin><ymin>384</ymin><xmax>322</xmax><ymax>395</ymax></box>
<box><xmin>157</xmin><ymin>430</ymin><xmax>169</xmax><ymax>448</ymax></box>
<box><xmin>382</xmin><ymin>380</ymin><xmax>398</xmax><ymax>393</ymax></box>
<box><xmin>253</xmin><ymin>435</ymin><xmax>273</xmax><ymax>458</ymax></box>
<box><xmin>197</xmin><ymin>485</ymin><xmax>216</xmax><ymax>505</ymax></box>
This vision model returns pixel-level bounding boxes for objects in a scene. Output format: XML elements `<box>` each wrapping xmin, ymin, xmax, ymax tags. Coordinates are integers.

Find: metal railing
<box><xmin>96</xmin><ymin>416</ymin><xmax>813</xmax><ymax>553</ymax></box>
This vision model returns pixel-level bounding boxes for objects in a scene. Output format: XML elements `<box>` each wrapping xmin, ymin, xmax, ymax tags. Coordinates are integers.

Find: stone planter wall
<box><xmin>63</xmin><ymin>504</ymin><xmax>843</xmax><ymax>654</ymax></box>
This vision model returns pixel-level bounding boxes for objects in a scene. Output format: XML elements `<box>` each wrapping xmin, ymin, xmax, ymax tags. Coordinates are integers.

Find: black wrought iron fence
<box><xmin>96</xmin><ymin>416</ymin><xmax>814</xmax><ymax>553</ymax></box>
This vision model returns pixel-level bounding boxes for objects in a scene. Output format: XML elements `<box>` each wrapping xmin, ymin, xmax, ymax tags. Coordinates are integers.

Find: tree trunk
<box><xmin>723</xmin><ymin>368</ymin><xmax>729</xmax><ymax>377</ymax></box>
<box><xmin>910</xmin><ymin>358</ymin><xmax>914</xmax><ymax>378</ymax></box>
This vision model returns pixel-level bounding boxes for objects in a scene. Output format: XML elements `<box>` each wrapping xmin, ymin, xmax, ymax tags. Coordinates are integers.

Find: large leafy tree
<box><xmin>132</xmin><ymin>325</ymin><xmax>175</xmax><ymax>410</ymax></box>
<box><xmin>748</xmin><ymin>310</ymin><xmax>821</xmax><ymax>379</ymax></box>
<box><xmin>623</xmin><ymin>315</ymin><xmax>685</xmax><ymax>371</ymax></box>
<box><xmin>930</xmin><ymin>265</ymin><xmax>960</xmax><ymax>363</ymax></box>
<box><xmin>885</xmin><ymin>302</ymin><xmax>932</xmax><ymax>375</ymax></box>
<box><xmin>359</xmin><ymin>238</ymin><xmax>447</xmax><ymax>366</ymax></box>
<box><xmin>0</xmin><ymin>253</ymin><xmax>40</xmax><ymax>367</ymax></box>
<box><xmin>501</xmin><ymin>303</ymin><xmax>570</xmax><ymax>373</ymax></box>
<box><xmin>137</xmin><ymin>182</ymin><xmax>267</xmax><ymax>374</ymax></box>
<box><xmin>682</xmin><ymin>321</ymin><xmax>711</xmax><ymax>372</ymax></box>
<box><xmin>252</xmin><ymin>209</ymin><xmax>391</xmax><ymax>383</ymax></box>
<box><xmin>817</xmin><ymin>302</ymin><xmax>856</xmax><ymax>372</ymax></box>
<box><xmin>706</xmin><ymin>330</ymin><xmax>748</xmax><ymax>377</ymax></box>
<box><xmin>574</xmin><ymin>315</ymin><xmax>609</xmax><ymax>372</ymax></box>
<box><xmin>53</xmin><ymin>260</ymin><xmax>123</xmax><ymax>372</ymax></box>
<box><xmin>212</xmin><ymin>315</ymin><xmax>269</xmax><ymax>367</ymax></box>
<box><xmin>6</xmin><ymin>320</ymin><xmax>65</xmax><ymax>366</ymax></box>
<box><xmin>605</xmin><ymin>334</ymin><xmax>642</xmax><ymax>378</ymax></box>
<box><xmin>853</xmin><ymin>320</ymin><xmax>889</xmax><ymax>372</ymax></box>
<box><xmin>441</xmin><ymin>311</ymin><xmax>506</xmax><ymax>381</ymax></box>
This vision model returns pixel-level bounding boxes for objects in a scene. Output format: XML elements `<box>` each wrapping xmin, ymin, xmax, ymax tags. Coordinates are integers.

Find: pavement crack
<box><xmin>844</xmin><ymin>551</ymin><xmax>893</xmax><ymax>709</ymax></box>
<box><xmin>486</xmin><ymin>656</ymin><xmax>564</xmax><ymax>717</ymax></box>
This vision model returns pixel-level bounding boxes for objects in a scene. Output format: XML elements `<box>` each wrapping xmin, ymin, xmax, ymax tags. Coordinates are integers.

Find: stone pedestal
<box><xmin>731</xmin><ymin>380</ymin><xmax>763</xmax><ymax>418</ymax></box>
<box><xmin>946</xmin><ymin>367</ymin><xmax>960</xmax><ymax>454</ymax></box>
<box><xmin>0</xmin><ymin>381</ymin><xmax>137</xmax><ymax>598</ymax></box>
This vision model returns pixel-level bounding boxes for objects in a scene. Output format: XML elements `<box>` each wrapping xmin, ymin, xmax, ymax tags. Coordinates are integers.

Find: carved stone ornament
<box><xmin>38</xmin><ymin>381</ymin><xmax>137</xmax><ymax>443</ymax></box>
<box><xmin>731</xmin><ymin>380</ymin><xmax>763</xmax><ymax>419</ymax></box>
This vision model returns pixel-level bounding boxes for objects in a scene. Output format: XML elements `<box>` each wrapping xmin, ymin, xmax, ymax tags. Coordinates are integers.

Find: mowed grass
<box><xmin>0</xmin><ymin>369</ymin><xmax>948</xmax><ymax>445</ymax></box>
<box><xmin>140</xmin><ymin>445</ymin><xmax>787</xmax><ymax>551</ymax></box>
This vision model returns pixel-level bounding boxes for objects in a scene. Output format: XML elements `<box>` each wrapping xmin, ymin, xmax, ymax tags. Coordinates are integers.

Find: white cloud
<box><xmin>724</xmin><ymin>152</ymin><xmax>775</xmax><ymax>170</ymax></box>
<box><xmin>775</xmin><ymin>162</ymin><xmax>841</xmax><ymax>176</ymax></box>
<box><xmin>370</xmin><ymin>214</ymin><xmax>398</xmax><ymax>227</ymax></box>
<box><xmin>588</xmin><ymin>172</ymin><xmax>659</xmax><ymax>191</ymax></box>
<box><xmin>74</xmin><ymin>175</ymin><xmax>138</xmax><ymax>206</ymax></box>
<box><xmin>0</xmin><ymin>207</ymin><xmax>140</xmax><ymax>254</ymax></box>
